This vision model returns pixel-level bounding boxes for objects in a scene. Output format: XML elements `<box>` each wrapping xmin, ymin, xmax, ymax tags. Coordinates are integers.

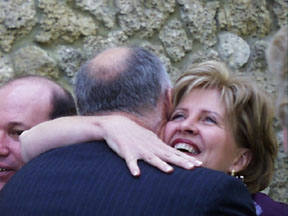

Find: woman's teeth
<box><xmin>174</xmin><ymin>143</ymin><xmax>200</xmax><ymax>155</ymax></box>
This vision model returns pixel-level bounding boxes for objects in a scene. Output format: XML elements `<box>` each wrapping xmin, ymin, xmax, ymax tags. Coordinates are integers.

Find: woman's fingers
<box><xmin>142</xmin><ymin>153</ymin><xmax>174</xmax><ymax>173</ymax></box>
<box><xmin>123</xmin><ymin>145</ymin><xmax>203</xmax><ymax>177</ymax></box>
<box><xmin>144</xmin><ymin>150</ymin><xmax>201</xmax><ymax>171</ymax></box>
<box><xmin>160</xmin><ymin>152</ymin><xmax>201</xmax><ymax>169</ymax></box>
<box><xmin>125</xmin><ymin>155</ymin><xmax>174</xmax><ymax>177</ymax></box>
<box><xmin>125</xmin><ymin>157</ymin><xmax>141</xmax><ymax>177</ymax></box>
<box><xmin>159</xmin><ymin>146</ymin><xmax>203</xmax><ymax>168</ymax></box>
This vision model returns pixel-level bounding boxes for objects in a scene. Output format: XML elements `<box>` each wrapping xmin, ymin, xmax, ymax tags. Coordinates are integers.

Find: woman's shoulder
<box><xmin>253</xmin><ymin>192</ymin><xmax>288</xmax><ymax>216</ymax></box>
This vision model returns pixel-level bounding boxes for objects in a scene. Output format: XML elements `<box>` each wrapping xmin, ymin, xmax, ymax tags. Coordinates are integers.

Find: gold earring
<box><xmin>230</xmin><ymin>169</ymin><xmax>245</xmax><ymax>184</ymax></box>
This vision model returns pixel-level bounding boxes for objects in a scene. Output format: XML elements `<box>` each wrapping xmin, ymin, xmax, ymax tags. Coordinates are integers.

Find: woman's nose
<box><xmin>179</xmin><ymin>118</ymin><xmax>199</xmax><ymax>135</ymax></box>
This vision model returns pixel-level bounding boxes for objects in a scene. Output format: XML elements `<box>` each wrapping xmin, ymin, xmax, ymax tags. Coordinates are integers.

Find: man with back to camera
<box><xmin>0</xmin><ymin>47</ymin><xmax>256</xmax><ymax>215</ymax></box>
<box><xmin>0</xmin><ymin>75</ymin><xmax>77</xmax><ymax>191</ymax></box>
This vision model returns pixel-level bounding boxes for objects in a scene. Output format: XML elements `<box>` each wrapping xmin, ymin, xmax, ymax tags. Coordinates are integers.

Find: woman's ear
<box><xmin>229</xmin><ymin>148</ymin><xmax>252</xmax><ymax>173</ymax></box>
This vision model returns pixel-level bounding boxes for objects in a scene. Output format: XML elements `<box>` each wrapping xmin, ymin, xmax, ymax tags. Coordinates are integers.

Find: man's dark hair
<box><xmin>75</xmin><ymin>47</ymin><xmax>171</xmax><ymax>116</ymax></box>
<box><xmin>49</xmin><ymin>88</ymin><xmax>77</xmax><ymax>119</ymax></box>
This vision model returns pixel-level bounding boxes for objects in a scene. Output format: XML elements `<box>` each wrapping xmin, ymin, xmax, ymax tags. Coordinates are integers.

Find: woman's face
<box><xmin>164</xmin><ymin>88</ymin><xmax>243</xmax><ymax>172</ymax></box>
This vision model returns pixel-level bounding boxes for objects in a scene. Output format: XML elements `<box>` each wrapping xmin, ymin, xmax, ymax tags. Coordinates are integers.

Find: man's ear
<box><xmin>229</xmin><ymin>149</ymin><xmax>252</xmax><ymax>173</ymax></box>
<box><xmin>157</xmin><ymin>88</ymin><xmax>173</xmax><ymax>139</ymax></box>
<box><xmin>164</xmin><ymin>87</ymin><xmax>173</xmax><ymax>120</ymax></box>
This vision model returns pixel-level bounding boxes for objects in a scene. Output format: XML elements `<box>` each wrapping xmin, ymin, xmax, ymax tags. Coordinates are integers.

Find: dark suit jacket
<box><xmin>0</xmin><ymin>141</ymin><xmax>256</xmax><ymax>216</ymax></box>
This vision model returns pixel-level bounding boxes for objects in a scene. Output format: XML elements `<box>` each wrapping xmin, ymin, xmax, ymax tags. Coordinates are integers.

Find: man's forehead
<box><xmin>0</xmin><ymin>81</ymin><xmax>51</xmax><ymax>101</ymax></box>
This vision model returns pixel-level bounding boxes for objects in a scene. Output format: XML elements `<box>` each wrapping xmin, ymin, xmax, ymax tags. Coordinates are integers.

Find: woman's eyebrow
<box><xmin>202</xmin><ymin>110</ymin><xmax>223</xmax><ymax>120</ymax></box>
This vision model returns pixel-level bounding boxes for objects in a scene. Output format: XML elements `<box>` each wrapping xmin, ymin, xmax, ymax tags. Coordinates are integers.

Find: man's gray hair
<box><xmin>75</xmin><ymin>47</ymin><xmax>171</xmax><ymax>116</ymax></box>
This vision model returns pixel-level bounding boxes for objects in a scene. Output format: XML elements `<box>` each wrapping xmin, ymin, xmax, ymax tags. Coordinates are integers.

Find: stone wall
<box><xmin>0</xmin><ymin>0</ymin><xmax>287</xmax><ymax>203</ymax></box>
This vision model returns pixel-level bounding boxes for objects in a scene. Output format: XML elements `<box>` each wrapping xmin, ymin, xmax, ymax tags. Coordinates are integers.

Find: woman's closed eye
<box><xmin>170</xmin><ymin>112</ymin><xmax>186</xmax><ymax>121</ymax></box>
<box><xmin>202</xmin><ymin>116</ymin><xmax>217</xmax><ymax>124</ymax></box>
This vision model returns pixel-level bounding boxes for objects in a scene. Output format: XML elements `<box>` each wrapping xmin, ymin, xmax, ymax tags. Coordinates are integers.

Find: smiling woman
<box><xmin>167</xmin><ymin>61</ymin><xmax>276</xmax><ymax>193</ymax></box>
<box><xmin>164</xmin><ymin>88</ymin><xmax>246</xmax><ymax>173</ymax></box>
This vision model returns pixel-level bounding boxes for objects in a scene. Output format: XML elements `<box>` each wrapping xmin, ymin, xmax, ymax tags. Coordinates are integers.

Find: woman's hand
<box><xmin>99</xmin><ymin>115</ymin><xmax>202</xmax><ymax>176</ymax></box>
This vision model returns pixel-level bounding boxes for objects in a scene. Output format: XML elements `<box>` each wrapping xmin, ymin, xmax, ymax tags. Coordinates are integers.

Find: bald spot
<box><xmin>88</xmin><ymin>47</ymin><xmax>132</xmax><ymax>80</ymax></box>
